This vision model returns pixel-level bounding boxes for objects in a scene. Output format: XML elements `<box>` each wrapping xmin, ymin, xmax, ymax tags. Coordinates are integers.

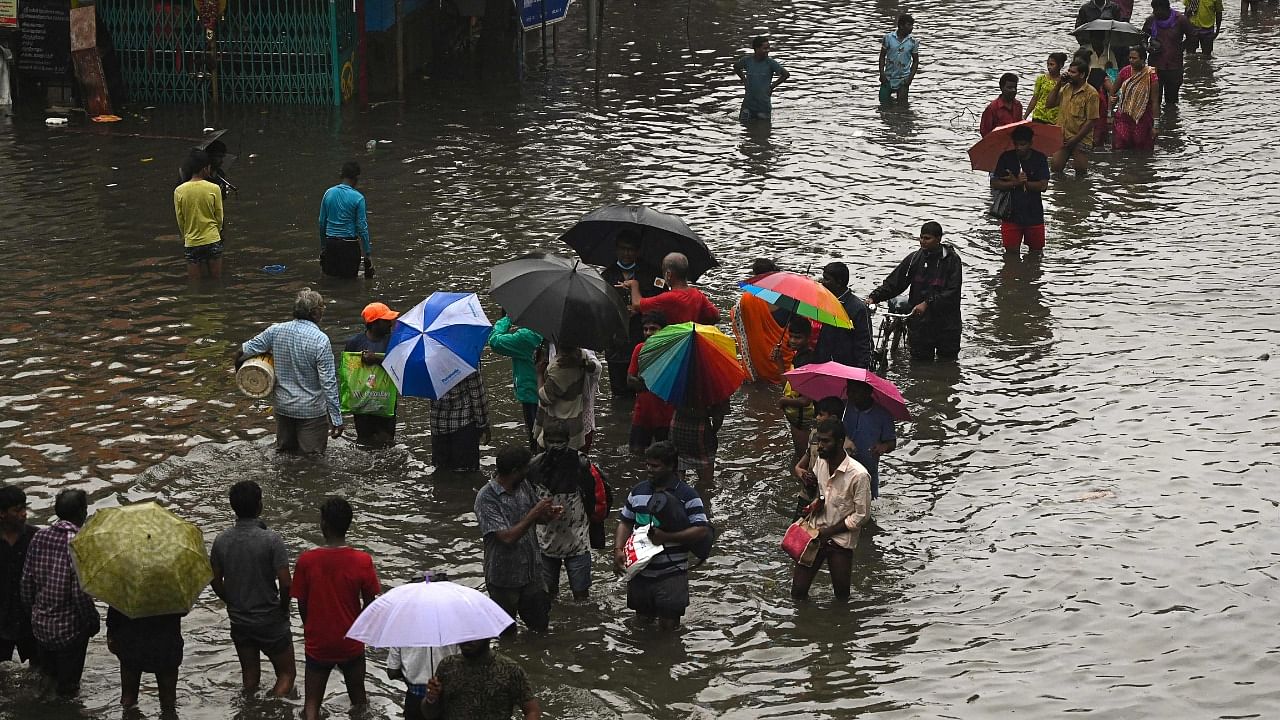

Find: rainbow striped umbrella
<box><xmin>638</xmin><ymin>322</ymin><xmax>747</xmax><ymax>406</ymax></box>
<box><xmin>738</xmin><ymin>271</ymin><xmax>853</xmax><ymax>329</ymax></box>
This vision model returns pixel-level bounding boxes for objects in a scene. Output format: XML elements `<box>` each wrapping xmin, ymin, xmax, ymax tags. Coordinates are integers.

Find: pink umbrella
<box><xmin>782</xmin><ymin>361</ymin><xmax>911</xmax><ymax>421</ymax></box>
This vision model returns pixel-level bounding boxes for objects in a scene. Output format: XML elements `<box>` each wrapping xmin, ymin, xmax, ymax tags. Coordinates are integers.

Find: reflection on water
<box><xmin>3</xmin><ymin>0</ymin><xmax>1280</xmax><ymax>716</ymax></box>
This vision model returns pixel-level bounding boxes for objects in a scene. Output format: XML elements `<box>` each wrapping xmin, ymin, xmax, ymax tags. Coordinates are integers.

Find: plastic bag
<box><xmin>339</xmin><ymin>352</ymin><xmax>398</xmax><ymax>417</ymax></box>
<box><xmin>620</xmin><ymin>524</ymin><xmax>664</xmax><ymax>581</ymax></box>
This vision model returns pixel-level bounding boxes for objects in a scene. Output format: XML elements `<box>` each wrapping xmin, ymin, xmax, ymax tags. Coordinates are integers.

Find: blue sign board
<box><xmin>515</xmin><ymin>0</ymin><xmax>571</xmax><ymax>31</ymax></box>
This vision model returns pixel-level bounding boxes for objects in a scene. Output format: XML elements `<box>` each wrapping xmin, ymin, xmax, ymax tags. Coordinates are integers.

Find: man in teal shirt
<box><xmin>318</xmin><ymin>161</ymin><xmax>373</xmax><ymax>278</ymax></box>
<box><xmin>733</xmin><ymin>36</ymin><xmax>790</xmax><ymax>122</ymax></box>
<box><xmin>488</xmin><ymin>312</ymin><xmax>544</xmax><ymax>450</ymax></box>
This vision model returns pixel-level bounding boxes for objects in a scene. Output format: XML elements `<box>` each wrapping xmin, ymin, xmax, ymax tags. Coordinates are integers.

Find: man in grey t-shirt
<box><xmin>210</xmin><ymin>481</ymin><xmax>296</xmax><ymax>696</ymax></box>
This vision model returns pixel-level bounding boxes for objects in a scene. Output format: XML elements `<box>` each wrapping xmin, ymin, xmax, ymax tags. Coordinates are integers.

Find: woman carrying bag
<box><xmin>785</xmin><ymin>418</ymin><xmax>872</xmax><ymax>601</ymax></box>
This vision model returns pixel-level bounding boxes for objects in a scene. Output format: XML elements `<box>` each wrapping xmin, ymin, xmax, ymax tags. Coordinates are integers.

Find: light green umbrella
<box><xmin>69</xmin><ymin>501</ymin><xmax>212</xmax><ymax>619</ymax></box>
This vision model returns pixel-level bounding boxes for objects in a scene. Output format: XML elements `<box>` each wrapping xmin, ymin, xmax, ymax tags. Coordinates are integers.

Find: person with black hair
<box><xmin>318</xmin><ymin>161</ymin><xmax>374</xmax><ymax>278</ymax></box>
<box><xmin>979</xmin><ymin>73</ymin><xmax>1023</xmax><ymax>136</ymax></box>
<box><xmin>790</xmin><ymin>419</ymin><xmax>871</xmax><ymax>601</ymax></box>
<box><xmin>779</xmin><ymin>316</ymin><xmax>817</xmax><ymax>461</ymax></box>
<box><xmin>175</xmin><ymin>148</ymin><xmax>225</xmax><ymax>281</ymax></box>
<box><xmin>210</xmin><ymin>480</ymin><xmax>296</xmax><ymax>696</ymax></box>
<box><xmin>291</xmin><ymin>497</ymin><xmax>381</xmax><ymax>720</ymax></box>
<box><xmin>879</xmin><ymin>14</ymin><xmax>919</xmax><ymax>105</ymax></box>
<box><xmin>627</xmin><ymin>312</ymin><xmax>675</xmax><ymax>453</ymax></box>
<box><xmin>733</xmin><ymin>35</ymin><xmax>790</xmax><ymax>122</ymax></box>
<box><xmin>1045</xmin><ymin>57</ymin><xmax>1100</xmax><ymax>174</ymax></box>
<box><xmin>474</xmin><ymin>446</ymin><xmax>559</xmax><ymax>634</ymax></box>
<box><xmin>814</xmin><ymin>262</ymin><xmax>873</xmax><ymax>369</ymax></box>
<box><xmin>528</xmin><ymin>425</ymin><xmax>599</xmax><ymax>602</ymax></box>
<box><xmin>601</xmin><ymin>229</ymin><xmax>661</xmax><ymax>397</ymax></box>
<box><xmin>20</xmin><ymin>489</ymin><xmax>99</xmax><ymax>697</ymax></box>
<box><xmin>1142</xmin><ymin>0</ymin><xmax>1195</xmax><ymax>106</ymax></box>
<box><xmin>991</xmin><ymin>124</ymin><xmax>1052</xmax><ymax>256</ymax></box>
<box><xmin>865</xmin><ymin>222</ymin><xmax>963</xmax><ymax>362</ymax></box>
<box><xmin>344</xmin><ymin>302</ymin><xmax>401</xmax><ymax>448</ymax></box>
<box><xmin>791</xmin><ymin>396</ymin><xmax>846</xmax><ymax>519</ymax></box>
<box><xmin>0</xmin><ymin>484</ymin><xmax>38</xmax><ymax>667</ymax></box>
<box><xmin>614</xmin><ymin>441</ymin><xmax>711</xmax><ymax>630</ymax></box>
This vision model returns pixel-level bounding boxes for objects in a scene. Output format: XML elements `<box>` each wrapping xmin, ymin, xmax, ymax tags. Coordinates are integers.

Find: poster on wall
<box><xmin>18</xmin><ymin>0</ymin><xmax>71</xmax><ymax>77</ymax></box>
<box><xmin>1</xmin><ymin>0</ymin><xmax>19</xmax><ymax>29</ymax></box>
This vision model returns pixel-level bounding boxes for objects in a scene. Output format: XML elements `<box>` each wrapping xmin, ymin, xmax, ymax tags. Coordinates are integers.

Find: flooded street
<box><xmin>2</xmin><ymin>0</ymin><xmax>1280</xmax><ymax>716</ymax></box>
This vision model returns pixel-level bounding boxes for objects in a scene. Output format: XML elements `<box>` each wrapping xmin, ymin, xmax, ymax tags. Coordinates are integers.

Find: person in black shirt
<box><xmin>600</xmin><ymin>230</ymin><xmax>661</xmax><ymax>397</ymax></box>
<box><xmin>0</xmin><ymin>485</ymin><xmax>38</xmax><ymax>666</ymax></box>
<box><xmin>813</xmin><ymin>262</ymin><xmax>873</xmax><ymax>369</ymax></box>
<box><xmin>865</xmin><ymin>222</ymin><xmax>963</xmax><ymax>362</ymax></box>
<box><xmin>991</xmin><ymin>125</ymin><xmax>1051</xmax><ymax>257</ymax></box>
<box><xmin>344</xmin><ymin>302</ymin><xmax>400</xmax><ymax>447</ymax></box>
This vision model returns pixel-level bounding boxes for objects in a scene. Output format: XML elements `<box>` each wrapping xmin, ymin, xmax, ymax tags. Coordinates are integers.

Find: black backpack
<box><xmin>647</xmin><ymin>489</ymin><xmax>716</xmax><ymax>564</ymax></box>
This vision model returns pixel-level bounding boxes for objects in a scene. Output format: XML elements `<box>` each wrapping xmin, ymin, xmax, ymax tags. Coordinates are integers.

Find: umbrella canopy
<box><xmin>739</xmin><ymin>271</ymin><xmax>853</xmax><ymax>329</ymax></box>
<box><xmin>490</xmin><ymin>253</ymin><xmax>629</xmax><ymax>351</ymax></box>
<box><xmin>1073</xmin><ymin>18</ymin><xmax>1144</xmax><ymax>47</ymax></box>
<box><xmin>384</xmin><ymin>292</ymin><xmax>491</xmax><ymax>400</ymax></box>
<box><xmin>560</xmin><ymin>204</ymin><xmax>719</xmax><ymax>282</ymax></box>
<box><xmin>638</xmin><ymin>322</ymin><xmax>747</xmax><ymax>406</ymax></box>
<box><xmin>782</xmin><ymin>361</ymin><xmax>911</xmax><ymax>421</ymax></box>
<box><xmin>967</xmin><ymin>120</ymin><xmax>1063</xmax><ymax>172</ymax></box>
<box><xmin>69</xmin><ymin>502</ymin><xmax>212</xmax><ymax>619</ymax></box>
<box><xmin>345</xmin><ymin>578</ymin><xmax>514</xmax><ymax>648</ymax></box>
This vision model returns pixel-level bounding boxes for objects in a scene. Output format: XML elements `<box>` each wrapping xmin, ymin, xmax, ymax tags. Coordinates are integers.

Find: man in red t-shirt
<box><xmin>979</xmin><ymin>73</ymin><xmax>1023</xmax><ymax>136</ymax></box>
<box><xmin>620</xmin><ymin>252</ymin><xmax>720</xmax><ymax>326</ymax></box>
<box><xmin>291</xmin><ymin>497</ymin><xmax>380</xmax><ymax>720</ymax></box>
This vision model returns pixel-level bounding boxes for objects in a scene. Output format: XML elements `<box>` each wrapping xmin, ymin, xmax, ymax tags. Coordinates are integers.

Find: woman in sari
<box><xmin>1108</xmin><ymin>46</ymin><xmax>1159</xmax><ymax>151</ymax></box>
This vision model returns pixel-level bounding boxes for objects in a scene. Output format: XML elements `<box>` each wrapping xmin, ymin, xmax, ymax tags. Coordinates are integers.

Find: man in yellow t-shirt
<box><xmin>1045</xmin><ymin>57</ymin><xmax>1100</xmax><ymax>175</ymax></box>
<box><xmin>174</xmin><ymin>149</ymin><xmax>224</xmax><ymax>280</ymax></box>
<box><xmin>1186</xmin><ymin>0</ymin><xmax>1224</xmax><ymax>56</ymax></box>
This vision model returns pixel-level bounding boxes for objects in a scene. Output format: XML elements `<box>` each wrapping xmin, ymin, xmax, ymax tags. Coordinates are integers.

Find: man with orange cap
<box><xmin>343</xmin><ymin>303</ymin><xmax>400</xmax><ymax>447</ymax></box>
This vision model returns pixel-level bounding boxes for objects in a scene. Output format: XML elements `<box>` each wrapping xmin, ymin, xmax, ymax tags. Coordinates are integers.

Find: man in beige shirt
<box><xmin>790</xmin><ymin>418</ymin><xmax>872</xmax><ymax>601</ymax></box>
<box><xmin>1045</xmin><ymin>57</ymin><xmax>1100</xmax><ymax>176</ymax></box>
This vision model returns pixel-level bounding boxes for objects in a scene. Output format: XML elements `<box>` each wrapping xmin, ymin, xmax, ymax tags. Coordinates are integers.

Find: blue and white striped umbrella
<box><xmin>383</xmin><ymin>292</ymin><xmax>492</xmax><ymax>399</ymax></box>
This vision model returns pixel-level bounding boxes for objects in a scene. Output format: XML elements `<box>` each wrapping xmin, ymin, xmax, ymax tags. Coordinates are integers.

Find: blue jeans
<box><xmin>542</xmin><ymin>553</ymin><xmax>592</xmax><ymax>596</ymax></box>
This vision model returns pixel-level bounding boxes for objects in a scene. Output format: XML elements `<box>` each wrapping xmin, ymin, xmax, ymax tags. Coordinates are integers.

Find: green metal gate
<box><xmin>98</xmin><ymin>0</ymin><xmax>358</xmax><ymax>105</ymax></box>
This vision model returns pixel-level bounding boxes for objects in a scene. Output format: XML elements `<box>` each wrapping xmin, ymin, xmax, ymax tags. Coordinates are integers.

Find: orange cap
<box><xmin>362</xmin><ymin>302</ymin><xmax>400</xmax><ymax>324</ymax></box>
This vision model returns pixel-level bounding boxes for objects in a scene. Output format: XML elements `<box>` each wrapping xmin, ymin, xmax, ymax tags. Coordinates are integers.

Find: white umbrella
<box><xmin>345</xmin><ymin>579</ymin><xmax>514</xmax><ymax>648</ymax></box>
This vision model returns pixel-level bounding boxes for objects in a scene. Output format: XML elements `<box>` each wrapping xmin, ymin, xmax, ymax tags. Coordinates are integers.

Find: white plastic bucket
<box><xmin>236</xmin><ymin>355</ymin><xmax>275</xmax><ymax>399</ymax></box>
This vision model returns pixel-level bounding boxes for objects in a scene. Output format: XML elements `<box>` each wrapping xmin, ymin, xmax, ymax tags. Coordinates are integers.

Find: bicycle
<box><xmin>870</xmin><ymin>296</ymin><xmax>913</xmax><ymax>374</ymax></box>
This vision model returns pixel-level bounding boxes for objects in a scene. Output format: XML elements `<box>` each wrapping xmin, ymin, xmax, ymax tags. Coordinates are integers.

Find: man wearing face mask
<box><xmin>601</xmin><ymin>230</ymin><xmax>660</xmax><ymax>397</ymax></box>
<box><xmin>864</xmin><ymin>221</ymin><xmax>963</xmax><ymax>363</ymax></box>
<box><xmin>421</xmin><ymin>638</ymin><xmax>540</xmax><ymax>720</ymax></box>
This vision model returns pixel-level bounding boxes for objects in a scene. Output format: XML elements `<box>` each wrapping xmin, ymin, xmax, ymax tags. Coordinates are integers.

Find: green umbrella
<box><xmin>70</xmin><ymin>502</ymin><xmax>212</xmax><ymax>619</ymax></box>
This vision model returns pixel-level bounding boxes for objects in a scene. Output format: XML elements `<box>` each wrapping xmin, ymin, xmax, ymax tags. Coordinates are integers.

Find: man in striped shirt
<box><xmin>237</xmin><ymin>288</ymin><xmax>344</xmax><ymax>455</ymax></box>
<box><xmin>613</xmin><ymin>441</ymin><xmax>710</xmax><ymax>630</ymax></box>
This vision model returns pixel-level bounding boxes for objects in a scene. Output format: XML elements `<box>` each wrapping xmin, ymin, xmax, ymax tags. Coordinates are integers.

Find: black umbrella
<box><xmin>559</xmin><ymin>204</ymin><xmax>719</xmax><ymax>282</ymax></box>
<box><xmin>489</xmin><ymin>254</ymin><xmax>630</xmax><ymax>352</ymax></box>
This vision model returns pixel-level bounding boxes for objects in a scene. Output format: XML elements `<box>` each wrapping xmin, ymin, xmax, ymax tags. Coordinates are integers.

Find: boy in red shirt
<box><xmin>627</xmin><ymin>312</ymin><xmax>676</xmax><ymax>453</ymax></box>
<box><xmin>291</xmin><ymin>497</ymin><xmax>380</xmax><ymax>720</ymax></box>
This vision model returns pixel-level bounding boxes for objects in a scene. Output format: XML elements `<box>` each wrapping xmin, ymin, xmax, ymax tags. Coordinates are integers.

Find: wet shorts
<box><xmin>305</xmin><ymin>652</ymin><xmax>364</xmax><ymax>672</ymax></box>
<box><xmin>230</xmin><ymin>619</ymin><xmax>292</xmax><ymax>657</ymax></box>
<box><xmin>627</xmin><ymin>571</ymin><xmax>690</xmax><ymax>620</ymax></box>
<box><xmin>184</xmin><ymin>241</ymin><xmax>223</xmax><ymax>264</ymax></box>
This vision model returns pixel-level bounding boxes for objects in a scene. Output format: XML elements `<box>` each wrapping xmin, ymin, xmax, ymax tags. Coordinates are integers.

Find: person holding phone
<box><xmin>619</xmin><ymin>252</ymin><xmax>720</xmax><ymax>325</ymax></box>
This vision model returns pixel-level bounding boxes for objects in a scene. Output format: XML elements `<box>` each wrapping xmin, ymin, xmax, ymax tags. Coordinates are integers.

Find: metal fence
<box><xmin>97</xmin><ymin>0</ymin><xmax>357</xmax><ymax>105</ymax></box>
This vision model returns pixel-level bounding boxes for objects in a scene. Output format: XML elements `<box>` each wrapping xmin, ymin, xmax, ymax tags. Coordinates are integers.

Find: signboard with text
<box><xmin>514</xmin><ymin>0</ymin><xmax>570</xmax><ymax>31</ymax></box>
<box><xmin>1</xmin><ymin>0</ymin><xmax>18</xmax><ymax>30</ymax></box>
<box><xmin>18</xmin><ymin>0</ymin><xmax>71</xmax><ymax>77</ymax></box>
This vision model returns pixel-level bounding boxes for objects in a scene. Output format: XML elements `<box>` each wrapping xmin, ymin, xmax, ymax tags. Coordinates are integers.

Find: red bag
<box><xmin>781</xmin><ymin>518</ymin><xmax>820</xmax><ymax>567</ymax></box>
<box><xmin>587</xmin><ymin>463</ymin><xmax>610</xmax><ymax>523</ymax></box>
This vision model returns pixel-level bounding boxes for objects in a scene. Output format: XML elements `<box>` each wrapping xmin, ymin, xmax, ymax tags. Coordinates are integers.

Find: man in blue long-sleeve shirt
<box><xmin>318</xmin><ymin>162</ymin><xmax>373</xmax><ymax>278</ymax></box>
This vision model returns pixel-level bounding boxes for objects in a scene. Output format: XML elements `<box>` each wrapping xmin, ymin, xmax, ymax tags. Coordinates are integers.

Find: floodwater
<box><xmin>2</xmin><ymin>0</ymin><xmax>1280</xmax><ymax>716</ymax></box>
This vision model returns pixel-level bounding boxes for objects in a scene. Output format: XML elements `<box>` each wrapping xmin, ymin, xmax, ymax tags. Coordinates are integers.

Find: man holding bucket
<box><xmin>236</xmin><ymin>288</ymin><xmax>344</xmax><ymax>455</ymax></box>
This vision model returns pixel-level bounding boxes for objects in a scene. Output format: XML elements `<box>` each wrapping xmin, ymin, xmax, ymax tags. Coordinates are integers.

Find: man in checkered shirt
<box><xmin>20</xmin><ymin>489</ymin><xmax>100</xmax><ymax>697</ymax></box>
<box><xmin>237</xmin><ymin>288</ymin><xmax>345</xmax><ymax>455</ymax></box>
<box><xmin>430</xmin><ymin>370</ymin><xmax>490</xmax><ymax>473</ymax></box>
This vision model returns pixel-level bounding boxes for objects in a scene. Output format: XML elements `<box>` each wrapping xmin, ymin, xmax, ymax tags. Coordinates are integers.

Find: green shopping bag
<box><xmin>339</xmin><ymin>352</ymin><xmax>398</xmax><ymax>417</ymax></box>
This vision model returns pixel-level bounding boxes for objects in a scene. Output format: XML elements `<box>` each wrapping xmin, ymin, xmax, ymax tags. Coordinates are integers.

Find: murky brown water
<box><xmin>3</xmin><ymin>0</ymin><xmax>1280</xmax><ymax>717</ymax></box>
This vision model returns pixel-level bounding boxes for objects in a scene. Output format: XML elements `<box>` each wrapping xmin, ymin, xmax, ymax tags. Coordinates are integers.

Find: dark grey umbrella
<box><xmin>559</xmin><ymin>204</ymin><xmax>719</xmax><ymax>282</ymax></box>
<box><xmin>489</xmin><ymin>254</ymin><xmax>630</xmax><ymax>351</ymax></box>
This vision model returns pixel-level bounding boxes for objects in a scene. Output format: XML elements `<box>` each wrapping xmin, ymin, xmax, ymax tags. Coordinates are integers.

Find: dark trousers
<box><xmin>1157</xmin><ymin>66</ymin><xmax>1184</xmax><ymax>105</ymax></box>
<box><xmin>36</xmin><ymin>634</ymin><xmax>91</xmax><ymax>696</ymax></box>
<box><xmin>353</xmin><ymin>414</ymin><xmax>397</xmax><ymax>448</ymax></box>
<box><xmin>908</xmin><ymin>325</ymin><xmax>961</xmax><ymax>362</ymax></box>
<box><xmin>321</xmin><ymin>237</ymin><xmax>362</xmax><ymax>278</ymax></box>
<box><xmin>0</xmin><ymin>633</ymin><xmax>37</xmax><ymax>665</ymax></box>
<box><xmin>431</xmin><ymin>423</ymin><xmax>480</xmax><ymax>472</ymax></box>
<box><xmin>605</xmin><ymin>349</ymin><xmax>634</xmax><ymax>397</ymax></box>
<box><xmin>521</xmin><ymin>402</ymin><xmax>538</xmax><ymax>451</ymax></box>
